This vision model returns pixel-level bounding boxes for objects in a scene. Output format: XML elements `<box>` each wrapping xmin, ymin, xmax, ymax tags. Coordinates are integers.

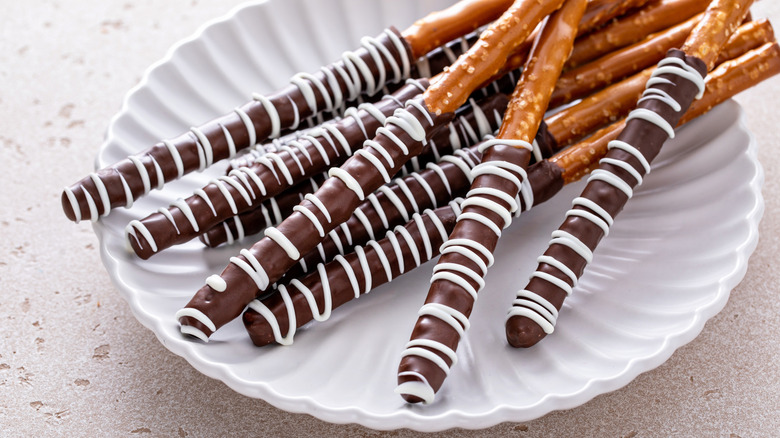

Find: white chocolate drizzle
<box><xmin>66</xmin><ymin>30</ymin><xmax>413</xmax><ymax>223</ymax></box>
<box><xmin>248</xmin><ymin>203</ymin><xmax>455</xmax><ymax>346</ymax></box>
<box><xmin>508</xmin><ymin>53</ymin><xmax>706</xmax><ymax>335</ymax></box>
<box><xmin>402</xmin><ymin>137</ymin><xmax>533</xmax><ymax>400</ymax></box>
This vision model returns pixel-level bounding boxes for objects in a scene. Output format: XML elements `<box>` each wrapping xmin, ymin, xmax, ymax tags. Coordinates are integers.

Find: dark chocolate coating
<box><xmin>199</xmin><ymin>173</ymin><xmax>327</xmax><ymax>248</ymax></box>
<box><xmin>208</xmin><ymin>114</ymin><xmax>557</xmax><ymax>284</ymax></box>
<box><xmin>200</xmin><ymin>92</ymin><xmax>509</xmax><ymax>249</ymax></box>
<box><xmin>244</xmin><ymin>204</ymin><xmax>459</xmax><ymax>347</ymax></box>
<box><xmin>128</xmin><ymin>80</ymin><xmax>428</xmax><ymax>259</ymax></box>
<box><xmin>288</xmin><ymin>147</ymin><xmax>482</xmax><ymax>280</ymax></box>
<box><xmin>294</xmin><ymin>119</ymin><xmax>558</xmax><ymax>277</ymax></box>
<box><xmin>178</xmin><ymin>98</ymin><xmax>454</xmax><ymax>338</ymax></box>
<box><xmin>506</xmin><ymin>49</ymin><xmax>707</xmax><ymax>348</ymax></box>
<box><xmin>245</xmin><ymin>155</ymin><xmax>567</xmax><ymax>346</ymax></box>
<box><xmin>62</xmin><ymin>27</ymin><xmax>413</xmax><ymax>223</ymax></box>
<box><xmin>397</xmin><ymin>143</ymin><xmax>531</xmax><ymax>402</ymax></box>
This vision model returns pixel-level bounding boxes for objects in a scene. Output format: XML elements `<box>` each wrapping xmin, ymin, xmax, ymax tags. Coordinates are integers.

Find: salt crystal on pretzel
<box><xmin>551</xmin><ymin>13</ymin><xmax>704</xmax><ymax>108</ymax></box>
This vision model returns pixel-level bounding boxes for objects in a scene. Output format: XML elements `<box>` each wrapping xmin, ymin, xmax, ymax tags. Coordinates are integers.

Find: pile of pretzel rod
<box><xmin>60</xmin><ymin>0</ymin><xmax>779</xmax><ymax>404</ymax></box>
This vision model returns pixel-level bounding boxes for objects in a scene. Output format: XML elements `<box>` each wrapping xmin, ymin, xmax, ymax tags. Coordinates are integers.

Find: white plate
<box><xmin>93</xmin><ymin>0</ymin><xmax>763</xmax><ymax>431</ymax></box>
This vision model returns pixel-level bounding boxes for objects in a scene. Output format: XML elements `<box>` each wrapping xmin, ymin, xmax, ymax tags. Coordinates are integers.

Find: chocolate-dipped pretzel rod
<box><xmin>567</xmin><ymin>0</ymin><xmax>711</xmax><ymax>69</ymax></box>
<box><xmin>550</xmin><ymin>11</ymin><xmax>766</xmax><ymax>109</ymax></box>
<box><xmin>176</xmin><ymin>0</ymin><xmax>565</xmax><ymax>340</ymax></box>
<box><xmin>551</xmin><ymin>13</ymin><xmax>704</xmax><ymax>108</ymax></box>
<box><xmin>243</xmin><ymin>200</ymin><xmax>463</xmax><ymax>346</ymax></box>
<box><xmin>506</xmin><ymin>0</ymin><xmax>755</xmax><ymax>348</ymax></box>
<box><xmin>552</xmin><ymin>42</ymin><xmax>780</xmax><ymax>185</ymax></box>
<box><xmin>244</xmin><ymin>36</ymin><xmax>780</xmax><ymax>345</ymax></box>
<box><xmin>199</xmin><ymin>93</ymin><xmax>510</xmax><ymax>249</ymax></box>
<box><xmin>547</xmin><ymin>15</ymin><xmax>772</xmax><ymax>146</ymax></box>
<box><xmin>60</xmin><ymin>0</ymin><xmax>518</xmax><ymax>223</ymax></box>
<box><xmin>283</xmin><ymin>121</ymin><xmax>554</xmax><ymax>283</ymax></box>
<box><xmin>126</xmin><ymin>79</ymin><xmax>425</xmax><ymax>259</ymax></box>
<box><xmin>128</xmin><ymin>87</ymin><xmax>513</xmax><ymax>259</ymax></box>
<box><xmin>396</xmin><ymin>0</ymin><xmax>587</xmax><ymax>405</ymax></box>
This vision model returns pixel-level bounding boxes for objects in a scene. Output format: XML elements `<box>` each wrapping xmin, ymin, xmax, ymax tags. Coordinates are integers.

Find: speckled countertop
<box><xmin>1</xmin><ymin>1</ymin><xmax>779</xmax><ymax>436</ymax></box>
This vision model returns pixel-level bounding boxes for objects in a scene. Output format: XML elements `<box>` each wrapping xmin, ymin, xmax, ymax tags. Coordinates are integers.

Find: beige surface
<box><xmin>1</xmin><ymin>1</ymin><xmax>779</xmax><ymax>436</ymax></box>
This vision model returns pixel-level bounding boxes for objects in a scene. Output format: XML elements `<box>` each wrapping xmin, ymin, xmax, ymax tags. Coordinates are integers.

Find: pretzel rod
<box><xmin>129</xmin><ymin>87</ymin><xmax>513</xmax><ymax>259</ymax></box>
<box><xmin>714</xmin><ymin>17</ymin><xmax>774</xmax><ymax>65</ymax></box>
<box><xmin>567</xmin><ymin>0</ymin><xmax>711</xmax><ymax>69</ymax></box>
<box><xmin>402</xmin><ymin>0</ymin><xmax>514</xmax><ymax>59</ymax></box>
<box><xmin>175</xmin><ymin>0</ymin><xmax>563</xmax><ymax>340</ymax></box>
<box><xmin>397</xmin><ymin>0</ymin><xmax>587</xmax><ymax>405</ymax></box>
<box><xmin>282</xmin><ymin>121</ymin><xmax>556</xmax><ymax>282</ymax></box>
<box><xmin>550</xmin><ymin>13</ymin><xmax>703</xmax><ymax>108</ymax></box>
<box><xmin>556</xmin><ymin>42</ymin><xmax>780</xmax><ymax>184</ymax></box>
<box><xmin>577</xmin><ymin>0</ymin><xmax>653</xmax><ymax>35</ymax></box>
<box><xmin>245</xmin><ymin>40</ymin><xmax>780</xmax><ymax>351</ymax></box>
<box><xmin>200</xmin><ymin>93</ymin><xmax>510</xmax><ymax>249</ymax></box>
<box><xmin>424</xmin><ymin>0</ymin><xmax>565</xmax><ymax>115</ymax></box>
<box><xmin>126</xmin><ymin>79</ymin><xmax>428</xmax><ymax>259</ymax></box>
<box><xmin>682</xmin><ymin>0</ymin><xmax>753</xmax><ymax>69</ymax></box>
<box><xmin>62</xmin><ymin>0</ymin><xmax>521</xmax><ymax>223</ymax></box>
<box><xmin>548</xmin><ymin>69</ymin><xmax>654</xmax><ymax>145</ymax></box>
<box><xmin>244</xmin><ymin>200</ymin><xmax>463</xmax><ymax>346</ymax></box>
<box><xmin>199</xmin><ymin>174</ymin><xmax>326</xmax><ymax>248</ymax></box>
<box><xmin>506</xmin><ymin>0</ymin><xmax>755</xmax><ymax>348</ymax></box>
<box><xmin>547</xmin><ymin>16</ymin><xmax>771</xmax><ymax>146</ymax></box>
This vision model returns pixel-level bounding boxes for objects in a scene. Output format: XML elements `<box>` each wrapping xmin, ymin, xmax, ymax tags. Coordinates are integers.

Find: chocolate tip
<box><xmin>175</xmin><ymin>308</ymin><xmax>216</xmax><ymax>340</ymax></box>
<box><xmin>395</xmin><ymin>380</ymin><xmax>435</xmax><ymax>405</ymax></box>
<box><xmin>61</xmin><ymin>187</ymin><xmax>78</xmax><ymax>222</ymax></box>
<box><xmin>505</xmin><ymin>315</ymin><xmax>548</xmax><ymax>348</ymax></box>
<box><xmin>242</xmin><ymin>310</ymin><xmax>276</xmax><ymax>347</ymax></box>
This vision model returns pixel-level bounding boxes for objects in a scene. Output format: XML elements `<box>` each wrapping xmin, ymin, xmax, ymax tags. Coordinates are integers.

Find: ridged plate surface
<box><xmin>93</xmin><ymin>0</ymin><xmax>763</xmax><ymax>431</ymax></box>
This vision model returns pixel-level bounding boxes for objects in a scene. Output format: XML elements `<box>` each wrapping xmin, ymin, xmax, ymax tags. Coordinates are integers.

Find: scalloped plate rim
<box><xmin>90</xmin><ymin>0</ymin><xmax>765</xmax><ymax>432</ymax></box>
